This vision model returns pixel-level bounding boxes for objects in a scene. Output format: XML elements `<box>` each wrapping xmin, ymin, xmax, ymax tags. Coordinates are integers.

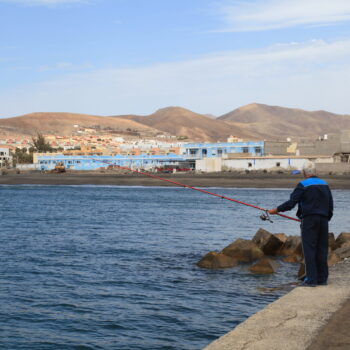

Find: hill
<box><xmin>1</xmin><ymin>104</ymin><xmax>350</xmax><ymax>142</ymax></box>
<box><xmin>0</xmin><ymin>112</ymin><xmax>161</xmax><ymax>138</ymax></box>
<box><xmin>114</xmin><ymin>107</ymin><xmax>256</xmax><ymax>141</ymax></box>
<box><xmin>218</xmin><ymin>103</ymin><xmax>350</xmax><ymax>139</ymax></box>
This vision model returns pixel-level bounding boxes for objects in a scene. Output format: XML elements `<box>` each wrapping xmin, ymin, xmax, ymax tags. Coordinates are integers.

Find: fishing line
<box><xmin>89</xmin><ymin>158</ymin><xmax>301</xmax><ymax>223</ymax></box>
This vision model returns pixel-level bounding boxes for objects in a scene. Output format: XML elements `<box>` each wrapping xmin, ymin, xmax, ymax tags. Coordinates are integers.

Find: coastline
<box><xmin>204</xmin><ymin>259</ymin><xmax>350</xmax><ymax>350</ymax></box>
<box><xmin>1</xmin><ymin>172</ymin><xmax>350</xmax><ymax>189</ymax></box>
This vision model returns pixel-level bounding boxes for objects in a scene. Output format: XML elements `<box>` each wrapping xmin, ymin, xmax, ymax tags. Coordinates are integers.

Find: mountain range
<box><xmin>1</xmin><ymin>103</ymin><xmax>350</xmax><ymax>141</ymax></box>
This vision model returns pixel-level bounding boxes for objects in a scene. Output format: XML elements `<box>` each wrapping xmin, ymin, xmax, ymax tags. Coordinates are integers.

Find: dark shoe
<box><xmin>318</xmin><ymin>281</ymin><xmax>328</xmax><ymax>286</ymax></box>
<box><xmin>299</xmin><ymin>280</ymin><xmax>317</xmax><ymax>287</ymax></box>
<box><xmin>298</xmin><ymin>274</ymin><xmax>306</xmax><ymax>281</ymax></box>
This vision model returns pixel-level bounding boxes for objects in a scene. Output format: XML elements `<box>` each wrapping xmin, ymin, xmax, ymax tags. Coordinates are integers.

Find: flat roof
<box><xmin>224</xmin><ymin>155</ymin><xmax>332</xmax><ymax>160</ymax></box>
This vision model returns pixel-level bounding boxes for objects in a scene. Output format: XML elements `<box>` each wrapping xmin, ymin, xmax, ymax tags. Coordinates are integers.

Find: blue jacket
<box><xmin>277</xmin><ymin>176</ymin><xmax>333</xmax><ymax>220</ymax></box>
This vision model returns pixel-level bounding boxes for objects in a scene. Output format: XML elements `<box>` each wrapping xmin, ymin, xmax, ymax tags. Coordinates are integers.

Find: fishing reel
<box><xmin>260</xmin><ymin>210</ymin><xmax>273</xmax><ymax>223</ymax></box>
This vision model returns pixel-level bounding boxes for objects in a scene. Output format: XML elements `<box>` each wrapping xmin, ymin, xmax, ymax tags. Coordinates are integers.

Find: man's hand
<box><xmin>268</xmin><ymin>208</ymin><xmax>278</xmax><ymax>215</ymax></box>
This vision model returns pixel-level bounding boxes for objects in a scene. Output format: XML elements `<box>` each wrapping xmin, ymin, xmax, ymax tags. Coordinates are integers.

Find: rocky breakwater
<box><xmin>197</xmin><ymin>229</ymin><xmax>350</xmax><ymax>275</ymax></box>
<box><xmin>327</xmin><ymin>232</ymin><xmax>350</xmax><ymax>264</ymax></box>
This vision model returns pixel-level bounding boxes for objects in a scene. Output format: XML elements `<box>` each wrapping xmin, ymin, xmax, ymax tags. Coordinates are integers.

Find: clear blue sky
<box><xmin>1</xmin><ymin>0</ymin><xmax>350</xmax><ymax>117</ymax></box>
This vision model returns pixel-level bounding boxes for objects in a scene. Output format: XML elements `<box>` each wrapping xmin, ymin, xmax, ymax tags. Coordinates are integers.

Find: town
<box><xmin>1</xmin><ymin>129</ymin><xmax>349</xmax><ymax>174</ymax></box>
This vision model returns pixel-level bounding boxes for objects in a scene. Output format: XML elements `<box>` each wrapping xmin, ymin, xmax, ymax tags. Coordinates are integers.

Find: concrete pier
<box><xmin>204</xmin><ymin>259</ymin><xmax>350</xmax><ymax>350</ymax></box>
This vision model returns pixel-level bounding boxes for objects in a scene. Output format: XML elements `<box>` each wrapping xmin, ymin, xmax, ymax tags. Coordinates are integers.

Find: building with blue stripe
<box><xmin>182</xmin><ymin>141</ymin><xmax>264</xmax><ymax>158</ymax></box>
<box><xmin>37</xmin><ymin>154</ymin><xmax>190</xmax><ymax>171</ymax></box>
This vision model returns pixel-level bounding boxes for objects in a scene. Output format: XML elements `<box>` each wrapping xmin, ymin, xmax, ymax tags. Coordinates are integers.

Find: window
<box><xmin>255</xmin><ymin>147</ymin><xmax>261</xmax><ymax>154</ymax></box>
<box><xmin>248</xmin><ymin>162</ymin><xmax>252</xmax><ymax>167</ymax></box>
<box><xmin>218</xmin><ymin>149</ymin><xmax>222</xmax><ymax>155</ymax></box>
<box><xmin>202</xmin><ymin>149</ymin><xmax>207</xmax><ymax>155</ymax></box>
<box><xmin>276</xmin><ymin>162</ymin><xmax>280</xmax><ymax>167</ymax></box>
<box><xmin>242</xmin><ymin>147</ymin><xmax>249</xmax><ymax>153</ymax></box>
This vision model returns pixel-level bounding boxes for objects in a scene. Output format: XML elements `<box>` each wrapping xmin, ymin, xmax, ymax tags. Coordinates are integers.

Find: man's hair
<box><xmin>302</xmin><ymin>160</ymin><xmax>316</xmax><ymax>176</ymax></box>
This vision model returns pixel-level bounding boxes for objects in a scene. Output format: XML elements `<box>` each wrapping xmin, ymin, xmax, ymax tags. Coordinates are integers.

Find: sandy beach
<box><xmin>0</xmin><ymin>171</ymin><xmax>349</xmax><ymax>189</ymax></box>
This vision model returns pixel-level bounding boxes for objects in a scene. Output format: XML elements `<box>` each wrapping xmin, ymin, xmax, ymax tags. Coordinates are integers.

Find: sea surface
<box><xmin>0</xmin><ymin>186</ymin><xmax>349</xmax><ymax>350</ymax></box>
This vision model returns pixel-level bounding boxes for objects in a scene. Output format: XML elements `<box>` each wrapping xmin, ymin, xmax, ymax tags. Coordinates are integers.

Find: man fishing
<box><xmin>268</xmin><ymin>160</ymin><xmax>333</xmax><ymax>287</ymax></box>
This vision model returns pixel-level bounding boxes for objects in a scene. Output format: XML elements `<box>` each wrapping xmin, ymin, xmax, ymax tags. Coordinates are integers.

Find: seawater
<box><xmin>0</xmin><ymin>186</ymin><xmax>349</xmax><ymax>350</ymax></box>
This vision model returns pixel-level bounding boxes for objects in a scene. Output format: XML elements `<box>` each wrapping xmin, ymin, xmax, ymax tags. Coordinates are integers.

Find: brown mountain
<box><xmin>218</xmin><ymin>103</ymin><xmax>350</xmax><ymax>139</ymax></box>
<box><xmin>0</xmin><ymin>112</ymin><xmax>160</xmax><ymax>138</ymax></box>
<box><xmin>114</xmin><ymin>107</ymin><xmax>254</xmax><ymax>141</ymax></box>
<box><xmin>1</xmin><ymin>104</ymin><xmax>350</xmax><ymax>142</ymax></box>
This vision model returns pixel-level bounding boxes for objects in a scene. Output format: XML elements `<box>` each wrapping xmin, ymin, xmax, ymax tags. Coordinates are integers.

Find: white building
<box><xmin>0</xmin><ymin>147</ymin><xmax>13</xmax><ymax>168</ymax></box>
<box><xmin>196</xmin><ymin>155</ymin><xmax>333</xmax><ymax>172</ymax></box>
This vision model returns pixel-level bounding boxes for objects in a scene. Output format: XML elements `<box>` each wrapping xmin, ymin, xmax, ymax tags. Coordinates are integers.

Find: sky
<box><xmin>1</xmin><ymin>0</ymin><xmax>350</xmax><ymax>117</ymax></box>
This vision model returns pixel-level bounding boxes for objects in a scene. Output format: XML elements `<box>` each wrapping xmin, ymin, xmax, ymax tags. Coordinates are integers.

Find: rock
<box><xmin>277</xmin><ymin>236</ymin><xmax>303</xmax><ymax>257</ymax></box>
<box><xmin>328</xmin><ymin>232</ymin><xmax>337</xmax><ymax>251</ymax></box>
<box><xmin>197</xmin><ymin>251</ymin><xmax>238</xmax><ymax>269</ymax></box>
<box><xmin>334</xmin><ymin>244</ymin><xmax>350</xmax><ymax>260</ymax></box>
<box><xmin>222</xmin><ymin>239</ymin><xmax>264</xmax><ymax>263</ymax></box>
<box><xmin>252</xmin><ymin>228</ymin><xmax>284</xmax><ymax>255</ymax></box>
<box><xmin>249</xmin><ymin>258</ymin><xmax>279</xmax><ymax>274</ymax></box>
<box><xmin>328</xmin><ymin>251</ymin><xmax>341</xmax><ymax>266</ymax></box>
<box><xmin>298</xmin><ymin>262</ymin><xmax>306</xmax><ymax>280</ymax></box>
<box><xmin>335</xmin><ymin>232</ymin><xmax>350</xmax><ymax>248</ymax></box>
<box><xmin>283</xmin><ymin>255</ymin><xmax>302</xmax><ymax>263</ymax></box>
<box><xmin>274</xmin><ymin>233</ymin><xmax>287</xmax><ymax>243</ymax></box>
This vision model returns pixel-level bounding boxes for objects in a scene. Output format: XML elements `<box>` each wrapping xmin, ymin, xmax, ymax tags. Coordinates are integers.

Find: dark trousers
<box><xmin>301</xmin><ymin>215</ymin><xmax>329</xmax><ymax>284</ymax></box>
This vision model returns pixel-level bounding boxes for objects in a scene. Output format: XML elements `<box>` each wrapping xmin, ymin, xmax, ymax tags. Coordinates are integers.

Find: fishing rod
<box><xmin>90</xmin><ymin>158</ymin><xmax>301</xmax><ymax>223</ymax></box>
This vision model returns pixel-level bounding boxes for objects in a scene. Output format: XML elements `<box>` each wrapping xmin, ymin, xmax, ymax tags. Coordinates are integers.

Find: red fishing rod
<box><xmin>91</xmin><ymin>158</ymin><xmax>300</xmax><ymax>223</ymax></box>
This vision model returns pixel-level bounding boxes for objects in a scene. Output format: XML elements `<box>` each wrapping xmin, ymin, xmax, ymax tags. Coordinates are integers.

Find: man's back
<box><xmin>277</xmin><ymin>176</ymin><xmax>333</xmax><ymax>220</ymax></box>
<box><xmin>297</xmin><ymin>177</ymin><xmax>333</xmax><ymax>219</ymax></box>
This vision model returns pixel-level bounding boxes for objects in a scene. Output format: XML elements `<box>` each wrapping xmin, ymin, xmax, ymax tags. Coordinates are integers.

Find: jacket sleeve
<box><xmin>277</xmin><ymin>183</ymin><xmax>304</xmax><ymax>212</ymax></box>
<box><xmin>328</xmin><ymin>187</ymin><xmax>333</xmax><ymax>221</ymax></box>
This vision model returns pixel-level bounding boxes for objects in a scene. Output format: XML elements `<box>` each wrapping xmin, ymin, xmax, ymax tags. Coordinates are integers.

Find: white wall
<box><xmin>0</xmin><ymin>148</ymin><xmax>12</xmax><ymax>167</ymax></box>
<box><xmin>16</xmin><ymin>164</ymin><xmax>40</xmax><ymax>171</ymax></box>
<box><xmin>196</xmin><ymin>156</ymin><xmax>334</xmax><ymax>172</ymax></box>
<box><xmin>0</xmin><ymin>148</ymin><xmax>10</xmax><ymax>157</ymax></box>
<box><xmin>223</xmin><ymin>158</ymin><xmax>306</xmax><ymax>171</ymax></box>
<box><xmin>196</xmin><ymin>158</ymin><xmax>222</xmax><ymax>172</ymax></box>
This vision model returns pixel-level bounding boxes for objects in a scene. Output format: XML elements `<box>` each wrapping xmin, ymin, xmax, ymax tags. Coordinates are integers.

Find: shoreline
<box><xmin>1</xmin><ymin>172</ymin><xmax>350</xmax><ymax>189</ymax></box>
<box><xmin>204</xmin><ymin>259</ymin><xmax>350</xmax><ymax>350</ymax></box>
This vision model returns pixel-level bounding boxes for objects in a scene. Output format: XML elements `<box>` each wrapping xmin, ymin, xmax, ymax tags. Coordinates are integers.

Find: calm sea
<box><xmin>0</xmin><ymin>186</ymin><xmax>349</xmax><ymax>350</ymax></box>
